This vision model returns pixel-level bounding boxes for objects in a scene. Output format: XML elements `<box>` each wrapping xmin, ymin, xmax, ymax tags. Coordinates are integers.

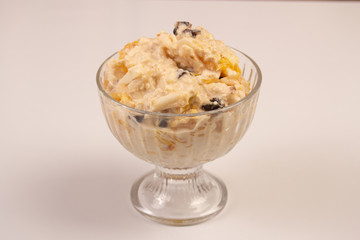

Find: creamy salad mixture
<box><xmin>103</xmin><ymin>21</ymin><xmax>250</xmax><ymax>114</ymax></box>
<box><xmin>99</xmin><ymin>22</ymin><xmax>254</xmax><ymax>168</ymax></box>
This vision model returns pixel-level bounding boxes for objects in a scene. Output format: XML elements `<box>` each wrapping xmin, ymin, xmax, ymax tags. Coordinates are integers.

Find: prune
<box><xmin>201</xmin><ymin>98</ymin><xmax>225</xmax><ymax>111</ymax></box>
<box><xmin>183</xmin><ymin>28</ymin><xmax>201</xmax><ymax>38</ymax></box>
<box><xmin>129</xmin><ymin>115</ymin><xmax>144</xmax><ymax>123</ymax></box>
<box><xmin>177</xmin><ymin>69</ymin><xmax>187</xmax><ymax>79</ymax></box>
<box><xmin>173</xmin><ymin>21</ymin><xmax>191</xmax><ymax>35</ymax></box>
<box><xmin>158</xmin><ymin>119</ymin><xmax>168</xmax><ymax>128</ymax></box>
<box><xmin>134</xmin><ymin>115</ymin><xmax>144</xmax><ymax>123</ymax></box>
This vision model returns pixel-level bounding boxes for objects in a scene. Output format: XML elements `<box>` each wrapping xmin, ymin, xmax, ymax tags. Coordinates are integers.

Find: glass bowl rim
<box><xmin>96</xmin><ymin>47</ymin><xmax>262</xmax><ymax>117</ymax></box>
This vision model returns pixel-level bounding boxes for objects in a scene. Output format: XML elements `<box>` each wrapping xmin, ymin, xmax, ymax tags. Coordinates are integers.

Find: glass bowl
<box><xmin>96</xmin><ymin>49</ymin><xmax>262</xmax><ymax>226</ymax></box>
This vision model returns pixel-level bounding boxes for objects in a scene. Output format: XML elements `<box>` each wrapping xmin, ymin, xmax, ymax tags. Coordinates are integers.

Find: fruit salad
<box><xmin>98</xmin><ymin>22</ymin><xmax>257</xmax><ymax>168</ymax></box>
<box><xmin>103</xmin><ymin>22</ymin><xmax>250</xmax><ymax>115</ymax></box>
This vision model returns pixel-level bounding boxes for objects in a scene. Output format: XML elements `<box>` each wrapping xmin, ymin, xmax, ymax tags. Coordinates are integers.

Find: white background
<box><xmin>1</xmin><ymin>1</ymin><xmax>360</xmax><ymax>239</ymax></box>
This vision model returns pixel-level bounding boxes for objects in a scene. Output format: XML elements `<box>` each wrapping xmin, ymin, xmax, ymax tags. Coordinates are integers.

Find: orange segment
<box><xmin>118</xmin><ymin>40</ymin><xmax>139</xmax><ymax>59</ymax></box>
<box><xmin>218</xmin><ymin>56</ymin><xmax>241</xmax><ymax>78</ymax></box>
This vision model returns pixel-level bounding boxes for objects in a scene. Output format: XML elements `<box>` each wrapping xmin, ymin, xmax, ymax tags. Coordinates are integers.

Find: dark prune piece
<box><xmin>201</xmin><ymin>98</ymin><xmax>225</xmax><ymax>111</ymax></box>
<box><xmin>176</xmin><ymin>21</ymin><xmax>191</xmax><ymax>28</ymax></box>
<box><xmin>134</xmin><ymin>115</ymin><xmax>144</xmax><ymax>123</ymax></box>
<box><xmin>173</xmin><ymin>21</ymin><xmax>191</xmax><ymax>35</ymax></box>
<box><xmin>158</xmin><ymin>119</ymin><xmax>168</xmax><ymax>128</ymax></box>
<box><xmin>177</xmin><ymin>69</ymin><xmax>187</xmax><ymax>79</ymax></box>
<box><xmin>129</xmin><ymin>115</ymin><xmax>144</xmax><ymax>123</ymax></box>
<box><xmin>201</xmin><ymin>104</ymin><xmax>221</xmax><ymax>111</ymax></box>
<box><xmin>183</xmin><ymin>28</ymin><xmax>201</xmax><ymax>38</ymax></box>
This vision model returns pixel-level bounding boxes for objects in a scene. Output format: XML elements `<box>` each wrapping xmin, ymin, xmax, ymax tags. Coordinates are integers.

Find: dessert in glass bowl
<box><xmin>96</xmin><ymin>22</ymin><xmax>262</xmax><ymax>225</ymax></box>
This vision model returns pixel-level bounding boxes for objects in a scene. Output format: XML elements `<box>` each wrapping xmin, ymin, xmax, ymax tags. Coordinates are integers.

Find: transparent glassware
<box><xmin>96</xmin><ymin>49</ymin><xmax>262</xmax><ymax>226</ymax></box>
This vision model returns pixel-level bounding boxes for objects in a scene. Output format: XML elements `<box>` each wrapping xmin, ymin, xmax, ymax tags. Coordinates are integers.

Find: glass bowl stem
<box><xmin>130</xmin><ymin>165</ymin><xmax>227</xmax><ymax>226</ymax></box>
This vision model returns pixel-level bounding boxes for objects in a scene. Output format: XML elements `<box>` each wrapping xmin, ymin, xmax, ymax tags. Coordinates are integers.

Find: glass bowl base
<box><xmin>130</xmin><ymin>166</ymin><xmax>227</xmax><ymax>226</ymax></box>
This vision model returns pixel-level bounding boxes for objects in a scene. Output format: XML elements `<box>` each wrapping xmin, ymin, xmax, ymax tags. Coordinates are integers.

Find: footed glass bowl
<box><xmin>96</xmin><ymin>49</ymin><xmax>262</xmax><ymax>226</ymax></box>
